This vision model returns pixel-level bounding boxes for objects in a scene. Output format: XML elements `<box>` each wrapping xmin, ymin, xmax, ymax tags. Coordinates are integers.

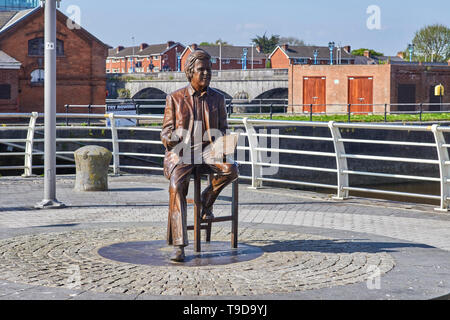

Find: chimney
<box><xmin>364</xmin><ymin>50</ymin><xmax>370</xmax><ymax>58</ymax></box>
<box><xmin>139</xmin><ymin>43</ymin><xmax>148</xmax><ymax>51</ymax></box>
<box><xmin>255</xmin><ymin>45</ymin><xmax>262</xmax><ymax>53</ymax></box>
<box><xmin>191</xmin><ymin>43</ymin><xmax>198</xmax><ymax>50</ymax></box>
<box><xmin>167</xmin><ymin>41</ymin><xmax>175</xmax><ymax>49</ymax></box>
<box><xmin>282</xmin><ymin>43</ymin><xmax>289</xmax><ymax>51</ymax></box>
<box><xmin>116</xmin><ymin>46</ymin><xmax>124</xmax><ymax>54</ymax></box>
<box><xmin>343</xmin><ymin>45</ymin><xmax>351</xmax><ymax>54</ymax></box>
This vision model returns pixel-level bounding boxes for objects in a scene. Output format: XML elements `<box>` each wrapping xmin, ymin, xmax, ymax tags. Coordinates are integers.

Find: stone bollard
<box><xmin>74</xmin><ymin>145</ymin><xmax>112</xmax><ymax>191</ymax></box>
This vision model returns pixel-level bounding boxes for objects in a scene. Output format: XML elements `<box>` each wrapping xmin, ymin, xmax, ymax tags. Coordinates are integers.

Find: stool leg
<box><xmin>231</xmin><ymin>180</ymin><xmax>238</xmax><ymax>249</ymax></box>
<box><xmin>194</xmin><ymin>171</ymin><xmax>201</xmax><ymax>253</ymax></box>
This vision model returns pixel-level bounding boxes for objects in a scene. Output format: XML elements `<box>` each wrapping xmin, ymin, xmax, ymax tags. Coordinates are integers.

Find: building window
<box><xmin>0</xmin><ymin>84</ymin><xmax>11</xmax><ymax>99</ymax></box>
<box><xmin>30</xmin><ymin>69</ymin><xmax>45</xmax><ymax>84</ymax></box>
<box><xmin>28</xmin><ymin>37</ymin><xmax>64</xmax><ymax>56</ymax></box>
<box><xmin>211</xmin><ymin>58</ymin><xmax>217</xmax><ymax>63</ymax></box>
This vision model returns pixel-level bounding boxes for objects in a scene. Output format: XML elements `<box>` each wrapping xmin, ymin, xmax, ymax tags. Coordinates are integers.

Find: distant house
<box><xmin>179</xmin><ymin>44</ymin><xmax>268</xmax><ymax>71</ymax></box>
<box><xmin>0</xmin><ymin>7</ymin><xmax>109</xmax><ymax>113</ymax></box>
<box><xmin>269</xmin><ymin>44</ymin><xmax>355</xmax><ymax>68</ymax></box>
<box><xmin>106</xmin><ymin>41</ymin><xmax>185</xmax><ymax>73</ymax></box>
<box><xmin>354</xmin><ymin>50</ymin><xmax>406</xmax><ymax>65</ymax></box>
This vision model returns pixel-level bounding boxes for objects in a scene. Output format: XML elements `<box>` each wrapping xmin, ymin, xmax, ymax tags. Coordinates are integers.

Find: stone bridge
<box><xmin>107</xmin><ymin>69</ymin><xmax>289</xmax><ymax>101</ymax></box>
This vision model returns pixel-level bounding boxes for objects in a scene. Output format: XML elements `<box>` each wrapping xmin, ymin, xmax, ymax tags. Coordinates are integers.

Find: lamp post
<box><xmin>219</xmin><ymin>41</ymin><xmax>222</xmax><ymax>71</ymax></box>
<box><xmin>408</xmin><ymin>43</ymin><xmax>414</xmax><ymax>62</ymax></box>
<box><xmin>313</xmin><ymin>49</ymin><xmax>319</xmax><ymax>65</ymax></box>
<box><xmin>328</xmin><ymin>42</ymin><xmax>335</xmax><ymax>65</ymax></box>
<box><xmin>242</xmin><ymin>48</ymin><xmax>248</xmax><ymax>70</ymax></box>
<box><xmin>35</xmin><ymin>0</ymin><xmax>64</xmax><ymax>209</ymax></box>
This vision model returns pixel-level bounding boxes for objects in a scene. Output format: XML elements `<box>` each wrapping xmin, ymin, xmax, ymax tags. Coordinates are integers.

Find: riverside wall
<box><xmin>0</xmin><ymin>124</ymin><xmax>443</xmax><ymax>191</ymax></box>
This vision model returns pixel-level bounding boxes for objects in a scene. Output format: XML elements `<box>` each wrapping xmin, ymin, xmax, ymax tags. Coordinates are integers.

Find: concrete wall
<box><xmin>112</xmin><ymin>69</ymin><xmax>289</xmax><ymax>100</ymax></box>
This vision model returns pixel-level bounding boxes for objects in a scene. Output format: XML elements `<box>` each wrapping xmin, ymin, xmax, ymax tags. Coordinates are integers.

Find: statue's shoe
<box><xmin>170</xmin><ymin>247</ymin><xmax>185</xmax><ymax>262</ymax></box>
<box><xmin>201</xmin><ymin>209</ymin><xmax>214</xmax><ymax>220</ymax></box>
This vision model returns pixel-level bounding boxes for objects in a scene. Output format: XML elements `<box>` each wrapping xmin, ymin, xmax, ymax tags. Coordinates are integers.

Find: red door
<box><xmin>303</xmin><ymin>77</ymin><xmax>326</xmax><ymax>113</ymax></box>
<box><xmin>348</xmin><ymin>77</ymin><xmax>373</xmax><ymax>113</ymax></box>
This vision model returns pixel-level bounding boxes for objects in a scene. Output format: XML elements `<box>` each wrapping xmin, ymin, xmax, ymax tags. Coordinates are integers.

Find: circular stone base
<box><xmin>0</xmin><ymin>226</ymin><xmax>395</xmax><ymax>296</ymax></box>
<box><xmin>98</xmin><ymin>241</ymin><xmax>264</xmax><ymax>267</ymax></box>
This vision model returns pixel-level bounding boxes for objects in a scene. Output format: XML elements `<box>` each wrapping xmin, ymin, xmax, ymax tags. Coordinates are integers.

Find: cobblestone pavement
<box><xmin>0</xmin><ymin>174</ymin><xmax>449</xmax><ymax>300</ymax></box>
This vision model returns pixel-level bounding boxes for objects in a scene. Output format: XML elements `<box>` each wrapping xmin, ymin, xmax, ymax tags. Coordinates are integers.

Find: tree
<box><xmin>251</xmin><ymin>33</ymin><xmax>280</xmax><ymax>54</ymax></box>
<box><xmin>409</xmin><ymin>24</ymin><xmax>450</xmax><ymax>62</ymax></box>
<box><xmin>278</xmin><ymin>36</ymin><xmax>306</xmax><ymax>46</ymax></box>
<box><xmin>351</xmin><ymin>48</ymin><xmax>383</xmax><ymax>57</ymax></box>
<box><xmin>199</xmin><ymin>39</ymin><xmax>231</xmax><ymax>46</ymax></box>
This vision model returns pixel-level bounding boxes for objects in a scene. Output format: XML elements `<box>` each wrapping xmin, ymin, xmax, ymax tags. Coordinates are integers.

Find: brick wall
<box><xmin>0</xmin><ymin>69</ymin><xmax>19</xmax><ymax>112</ymax></box>
<box><xmin>390</xmin><ymin>65</ymin><xmax>450</xmax><ymax>110</ymax></box>
<box><xmin>270</xmin><ymin>48</ymin><xmax>290</xmax><ymax>69</ymax></box>
<box><xmin>290</xmin><ymin>64</ymin><xmax>392</xmax><ymax>113</ymax></box>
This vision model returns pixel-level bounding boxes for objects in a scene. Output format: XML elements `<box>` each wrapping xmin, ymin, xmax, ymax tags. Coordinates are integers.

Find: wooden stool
<box><xmin>187</xmin><ymin>166</ymin><xmax>239</xmax><ymax>253</ymax></box>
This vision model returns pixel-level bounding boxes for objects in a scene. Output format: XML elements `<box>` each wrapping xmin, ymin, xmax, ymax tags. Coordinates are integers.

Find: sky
<box><xmin>59</xmin><ymin>0</ymin><xmax>450</xmax><ymax>56</ymax></box>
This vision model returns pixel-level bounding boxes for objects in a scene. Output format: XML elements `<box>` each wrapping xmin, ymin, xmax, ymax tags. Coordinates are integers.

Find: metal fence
<box><xmin>65</xmin><ymin>101</ymin><xmax>450</xmax><ymax>122</ymax></box>
<box><xmin>1</xmin><ymin>112</ymin><xmax>450</xmax><ymax>212</ymax></box>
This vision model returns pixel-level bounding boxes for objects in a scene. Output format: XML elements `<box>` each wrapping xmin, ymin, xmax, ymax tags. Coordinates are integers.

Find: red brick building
<box><xmin>289</xmin><ymin>63</ymin><xmax>450</xmax><ymax>114</ymax></box>
<box><xmin>180</xmin><ymin>44</ymin><xmax>268</xmax><ymax>71</ymax></box>
<box><xmin>0</xmin><ymin>7</ymin><xmax>109</xmax><ymax>113</ymax></box>
<box><xmin>270</xmin><ymin>44</ymin><xmax>355</xmax><ymax>69</ymax></box>
<box><xmin>106</xmin><ymin>41</ymin><xmax>185</xmax><ymax>73</ymax></box>
<box><xmin>0</xmin><ymin>50</ymin><xmax>21</xmax><ymax>112</ymax></box>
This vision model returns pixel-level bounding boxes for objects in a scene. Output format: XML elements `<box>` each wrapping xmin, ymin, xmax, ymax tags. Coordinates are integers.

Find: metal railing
<box><xmin>1</xmin><ymin>112</ymin><xmax>450</xmax><ymax>212</ymax></box>
<box><xmin>66</xmin><ymin>101</ymin><xmax>450</xmax><ymax>122</ymax></box>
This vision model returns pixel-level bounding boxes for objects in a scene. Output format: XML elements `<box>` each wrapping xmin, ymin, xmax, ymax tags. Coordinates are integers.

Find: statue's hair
<box><xmin>184</xmin><ymin>49</ymin><xmax>211</xmax><ymax>82</ymax></box>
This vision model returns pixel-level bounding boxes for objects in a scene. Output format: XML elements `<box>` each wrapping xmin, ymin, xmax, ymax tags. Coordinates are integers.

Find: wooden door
<box><xmin>303</xmin><ymin>77</ymin><xmax>326</xmax><ymax>113</ymax></box>
<box><xmin>348</xmin><ymin>77</ymin><xmax>373</xmax><ymax>113</ymax></box>
<box><xmin>397</xmin><ymin>84</ymin><xmax>416</xmax><ymax>111</ymax></box>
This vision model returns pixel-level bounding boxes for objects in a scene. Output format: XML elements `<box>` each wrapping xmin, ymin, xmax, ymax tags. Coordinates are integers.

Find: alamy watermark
<box><xmin>366</xmin><ymin>5</ymin><xmax>381</xmax><ymax>30</ymax></box>
<box><xmin>366</xmin><ymin>265</ymin><xmax>381</xmax><ymax>290</ymax></box>
<box><xmin>65</xmin><ymin>264</ymin><xmax>81</xmax><ymax>289</ymax></box>
<box><xmin>66</xmin><ymin>5</ymin><xmax>81</xmax><ymax>30</ymax></box>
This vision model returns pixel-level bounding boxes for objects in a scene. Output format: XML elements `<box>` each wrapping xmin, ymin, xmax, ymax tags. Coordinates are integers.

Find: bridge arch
<box><xmin>133</xmin><ymin>87</ymin><xmax>167</xmax><ymax>99</ymax></box>
<box><xmin>253</xmin><ymin>88</ymin><xmax>288</xmax><ymax>100</ymax></box>
<box><xmin>211</xmin><ymin>88</ymin><xmax>232</xmax><ymax>100</ymax></box>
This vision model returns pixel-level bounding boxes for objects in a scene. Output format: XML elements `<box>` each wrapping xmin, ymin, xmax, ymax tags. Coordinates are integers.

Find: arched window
<box><xmin>28</xmin><ymin>37</ymin><xmax>64</xmax><ymax>56</ymax></box>
<box><xmin>30</xmin><ymin>69</ymin><xmax>44</xmax><ymax>84</ymax></box>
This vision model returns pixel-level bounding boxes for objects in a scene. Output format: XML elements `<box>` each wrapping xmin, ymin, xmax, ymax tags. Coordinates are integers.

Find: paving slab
<box><xmin>0</xmin><ymin>174</ymin><xmax>449</xmax><ymax>300</ymax></box>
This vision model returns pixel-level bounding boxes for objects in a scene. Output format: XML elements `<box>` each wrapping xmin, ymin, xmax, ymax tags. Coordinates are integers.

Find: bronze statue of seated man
<box><xmin>160</xmin><ymin>49</ymin><xmax>239</xmax><ymax>262</ymax></box>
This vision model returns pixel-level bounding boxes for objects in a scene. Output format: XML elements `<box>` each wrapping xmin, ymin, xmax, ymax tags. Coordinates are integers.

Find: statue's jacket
<box><xmin>160</xmin><ymin>85</ymin><xmax>228</xmax><ymax>179</ymax></box>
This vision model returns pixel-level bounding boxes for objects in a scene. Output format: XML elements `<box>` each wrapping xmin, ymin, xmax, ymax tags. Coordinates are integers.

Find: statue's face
<box><xmin>190</xmin><ymin>59</ymin><xmax>211</xmax><ymax>92</ymax></box>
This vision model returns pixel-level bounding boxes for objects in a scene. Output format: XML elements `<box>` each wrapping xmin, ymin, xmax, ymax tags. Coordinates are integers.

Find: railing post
<box><xmin>348</xmin><ymin>104</ymin><xmax>351</xmax><ymax>123</ymax></box>
<box><xmin>419</xmin><ymin>103</ymin><xmax>423</xmax><ymax>122</ymax></box>
<box><xmin>384</xmin><ymin>104</ymin><xmax>387</xmax><ymax>122</ymax></box>
<box><xmin>136</xmin><ymin>103</ymin><xmax>140</xmax><ymax>127</ymax></box>
<box><xmin>87</xmin><ymin>104</ymin><xmax>92</xmax><ymax>126</ymax></box>
<box><xmin>310</xmin><ymin>104</ymin><xmax>313</xmax><ymax>122</ymax></box>
<box><xmin>328</xmin><ymin>121</ymin><xmax>349</xmax><ymax>200</ymax></box>
<box><xmin>243</xmin><ymin>117</ymin><xmax>263</xmax><ymax>189</ymax></box>
<box><xmin>65</xmin><ymin>104</ymin><xmax>69</xmax><ymax>126</ymax></box>
<box><xmin>270</xmin><ymin>103</ymin><xmax>273</xmax><ymax>120</ymax></box>
<box><xmin>431</xmin><ymin>124</ymin><xmax>450</xmax><ymax>212</ymax></box>
<box><xmin>109</xmin><ymin>113</ymin><xmax>120</xmax><ymax>176</ymax></box>
<box><xmin>22</xmin><ymin>112</ymin><xmax>39</xmax><ymax>178</ymax></box>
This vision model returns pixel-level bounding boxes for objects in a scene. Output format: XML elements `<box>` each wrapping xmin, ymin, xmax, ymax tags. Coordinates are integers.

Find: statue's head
<box><xmin>184</xmin><ymin>49</ymin><xmax>212</xmax><ymax>92</ymax></box>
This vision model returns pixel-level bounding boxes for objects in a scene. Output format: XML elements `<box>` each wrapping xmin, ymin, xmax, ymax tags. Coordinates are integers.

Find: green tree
<box><xmin>199</xmin><ymin>39</ymin><xmax>231</xmax><ymax>46</ymax></box>
<box><xmin>409</xmin><ymin>24</ymin><xmax>450</xmax><ymax>62</ymax></box>
<box><xmin>251</xmin><ymin>33</ymin><xmax>280</xmax><ymax>54</ymax></box>
<box><xmin>351</xmin><ymin>48</ymin><xmax>383</xmax><ymax>57</ymax></box>
<box><xmin>278</xmin><ymin>36</ymin><xmax>306</xmax><ymax>46</ymax></box>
